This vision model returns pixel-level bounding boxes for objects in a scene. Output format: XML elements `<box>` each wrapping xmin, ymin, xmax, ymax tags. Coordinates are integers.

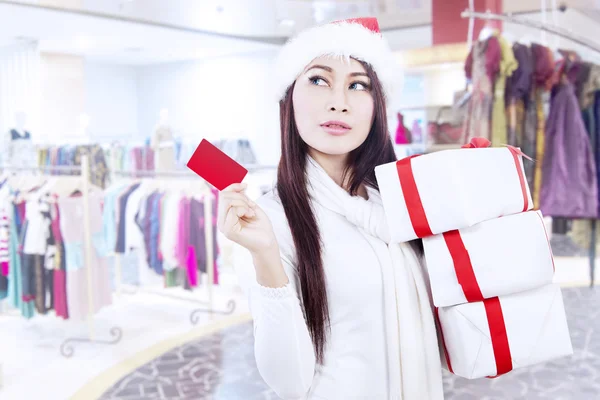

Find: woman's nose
<box><xmin>327</xmin><ymin>88</ymin><xmax>349</xmax><ymax>113</ymax></box>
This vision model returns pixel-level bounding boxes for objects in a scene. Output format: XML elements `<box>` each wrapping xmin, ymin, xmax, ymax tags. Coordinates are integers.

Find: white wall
<box><xmin>0</xmin><ymin>42</ymin><xmax>40</xmax><ymax>145</ymax></box>
<box><xmin>136</xmin><ymin>50</ymin><xmax>281</xmax><ymax>165</ymax></box>
<box><xmin>383</xmin><ymin>25</ymin><xmax>432</xmax><ymax>52</ymax></box>
<box><xmin>39</xmin><ymin>53</ymin><xmax>86</xmax><ymax>143</ymax></box>
<box><xmin>84</xmin><ymin>62</ymin><xmax>139</xmax><ymax>141</ymax></box>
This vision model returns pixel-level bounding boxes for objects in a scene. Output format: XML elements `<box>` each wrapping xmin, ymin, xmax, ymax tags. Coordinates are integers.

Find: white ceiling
<box><xmin>0</xmin><ymin>1</ymin><xmax>279</xmax><ymax>65</ymax></box>
<box><xmin>1</xmin><ymin>0</ymin><xmax>599</xmax><ymax>66</ymax></box>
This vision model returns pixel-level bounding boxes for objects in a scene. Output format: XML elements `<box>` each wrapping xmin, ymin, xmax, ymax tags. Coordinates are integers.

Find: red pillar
<box><xmin>432</xmin><ymin>0</ymin><xmax>502</xmax><ymax>46</ymax></box>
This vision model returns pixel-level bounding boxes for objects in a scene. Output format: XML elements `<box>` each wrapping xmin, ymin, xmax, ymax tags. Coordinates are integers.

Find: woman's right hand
<box><xmin>218</xmin><ymin>183</ymin><xmax>278</xmax><ymax>254</ymax></box>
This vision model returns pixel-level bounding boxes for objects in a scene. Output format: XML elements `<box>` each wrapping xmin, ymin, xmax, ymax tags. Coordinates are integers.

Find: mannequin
<box><xmin>151</xmin><ymin>108</ymin><xmax>175</xmax><ymax>172</ymax></box>
<box><xmin>6</xmin><ymin>111</ymin><xmax>36</xmax><ymax>168</ymax></box>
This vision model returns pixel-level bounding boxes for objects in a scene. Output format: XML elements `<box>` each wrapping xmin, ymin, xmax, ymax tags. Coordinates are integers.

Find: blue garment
<box><xmin>64</xmin><ymin>232</ymin><xmax>111</xmax><ymax>271</ymax></box>
<box><xmin>103</xmin><ymin>183</ymin><xmax>128</xmax><ymax>253</ymax></box>
<box><xmin>7</xmin><ymin>203</ymin><xmax>34</xmax><ymax>318</ymax></box>
<box><xmin>115</xmin><ymin>183</ymin><xmax>141</xmax><ymax>253</ymax></box>
<box><xmin>149</xmin><ymin>193</ymin><xmax>164</xmax><ymax>275</ymax></box>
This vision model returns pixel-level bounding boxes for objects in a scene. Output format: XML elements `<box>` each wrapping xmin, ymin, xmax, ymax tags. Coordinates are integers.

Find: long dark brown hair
<box><xmin>276</xmin><ymin>60</ymin><xmax>419</xmax><ymax>363</ymax></box>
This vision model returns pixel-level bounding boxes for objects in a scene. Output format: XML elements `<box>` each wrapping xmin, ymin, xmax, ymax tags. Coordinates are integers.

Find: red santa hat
<box><xmin>274</xmin><ymin>17</ymin><xmax>398</xmax><ymax>102</ymax></box>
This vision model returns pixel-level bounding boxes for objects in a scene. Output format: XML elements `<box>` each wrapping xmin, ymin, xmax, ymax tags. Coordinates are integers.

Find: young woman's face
<box><xmin>292</xmin><ymin>56</ymin><xmax>374</xmax><ymax>158</ymax></box>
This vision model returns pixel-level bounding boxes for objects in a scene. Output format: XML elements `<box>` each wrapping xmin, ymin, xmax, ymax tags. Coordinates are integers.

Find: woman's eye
<box><xmin>309</xmin><ymin>76</ymin><xmax>328</xmax><ymax>86</ymax></box>
<box><xmin>350</xmin><ymin>82</ymin><xmax>369</xmax><ymax>91</ymax></box>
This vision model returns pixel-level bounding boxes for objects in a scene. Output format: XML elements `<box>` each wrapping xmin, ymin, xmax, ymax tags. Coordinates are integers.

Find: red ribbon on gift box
<box><xmin>439</xmin><ymin>228</ymin><xmax>514</xmax><ymax>378</ymax></box>
<box><xmin>407</xmin><ymin>138</ymin><xmax>519</xmax><ymax>378</ymax></box>
<box><xmin>436</xmin><ymin>297</ymin><xmax>513</xmax><ymax>378</ymax></box>
<box><xmin>395</xmin><ymin>138</ymin><xmax>531</xmax><ymax>238</ymax></box>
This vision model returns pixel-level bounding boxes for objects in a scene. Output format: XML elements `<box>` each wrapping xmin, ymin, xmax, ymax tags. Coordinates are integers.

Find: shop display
<box><xmin>103</xmin><ymin>180</ymin><xmax>220</xmax><ymax>286</ymax></box>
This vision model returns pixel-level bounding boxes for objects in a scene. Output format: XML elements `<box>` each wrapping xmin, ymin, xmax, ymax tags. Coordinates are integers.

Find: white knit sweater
<box><xmin>234</xmin><ymin>156</ymin><xmax>444</xmax><ymax>399</ymax></box>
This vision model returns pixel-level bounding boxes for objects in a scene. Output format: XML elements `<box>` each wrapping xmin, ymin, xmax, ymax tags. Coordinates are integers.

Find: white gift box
<box><xmin>437</xmin><ymin>284</ymin><xmax>573</xmax><ymax>379</ymax></box>
<box><xmin>375</xmin><ymin>147</ymin><xmax>533</xmax><ymax>242</ymax></box>
<box><xmin>423</xmin><ymin>210</ymin><xmax>554</xmax><ymax>307</ymax></box>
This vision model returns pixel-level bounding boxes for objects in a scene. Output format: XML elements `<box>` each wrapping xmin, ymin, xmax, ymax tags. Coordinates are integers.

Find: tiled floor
<box><xmin>0</xmin><ymin>250</ymin><xmax>597</xmax><ymax>400</ymax></box>
<box><xmin>100</xmin><ymin>286</ymin><xmax>599</xmax><ymax>400</ymax></box>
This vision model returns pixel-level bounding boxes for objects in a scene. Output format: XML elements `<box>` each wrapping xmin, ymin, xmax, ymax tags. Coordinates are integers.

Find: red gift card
<box><xmin>186</xmin><ymin>139</ymin><xmax>248</xmax><ymax>191</ymax></box>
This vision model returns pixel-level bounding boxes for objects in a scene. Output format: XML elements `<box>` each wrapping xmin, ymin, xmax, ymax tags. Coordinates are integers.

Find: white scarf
<box><xmin>306</xmin><ymin>156</ymin><xmax>444</xmax><ymax>399</ymax></box>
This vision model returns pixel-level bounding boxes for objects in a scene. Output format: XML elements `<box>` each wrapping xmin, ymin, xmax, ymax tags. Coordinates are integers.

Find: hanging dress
<box><xmin>463</xmin><ymin>36</ymin><xmax>501</xmax><ymax>142</ymax></box>
<box><xmin>540</xmin><ymin>81</ymin><xmax>598</xmax><ymax>218</ymax></box>
<box><xmin>491</xmin><ymin>35</ymin><xmax>518</xmax><ymax>146</ymax></box>
<box><xmin>394</xmin><ymin>112</ymin><xmax>410</xmax><ymax>144</ymax></box>
<box><xmin>7</xmin><ymin>201</ymin><xmax>35</xmax><ymax>318</ymax></box>
<box><xmin>531</xmin><ymin>44</ymin><xmax>555</xmax><ymax>207</ymax></box>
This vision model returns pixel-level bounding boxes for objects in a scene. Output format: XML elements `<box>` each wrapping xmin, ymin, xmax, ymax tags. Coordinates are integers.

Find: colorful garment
<box><xmin>7</xmin><ymin>203</ymin><xmax>34</xmax><ymax>318</ymax></box>
<box><xmin>463</xmin><ymin>36</ymin><xmax>501</xmax><ymax>142</ymax></box>
<box><xmin>540</xmin><ymin>82</ymin><xmax>598</xmax><ymax>218</ymax></box>
<box><xmin>491</xmin><ymin>35</ymin><xmax>518</xmax><ymax>146</ymax></box>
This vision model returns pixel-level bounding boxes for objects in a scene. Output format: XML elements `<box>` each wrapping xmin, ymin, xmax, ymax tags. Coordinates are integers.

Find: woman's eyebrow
<box><xmin>305</xmin><ymin>64</ymin><xmax>333</xmax><ymax>73</ymax></box>
<box><xmin>349</xmin><ymin>72</ymin><xmax>368</xmax><ymax>78</ymax></box>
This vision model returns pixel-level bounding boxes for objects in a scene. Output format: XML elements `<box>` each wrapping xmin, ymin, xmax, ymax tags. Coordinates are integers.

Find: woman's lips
<box><xmin>321</xmin><ymin>121</ymin><xmax>351</xmax><ymax>136</ymax></box>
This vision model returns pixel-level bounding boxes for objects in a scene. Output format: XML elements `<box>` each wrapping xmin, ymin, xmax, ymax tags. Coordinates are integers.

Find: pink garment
<box><xmin>50</xmin><ymin>200</ymin><xmax>63</xmax><ymax>243</ymax></box>
<box><xmin>186</xmin><ymin>246</ymin><xmax>198</xmax><ymax>287</ymax></box>
<box><xmin>395</xmin><ymin>112</ymin><xmax>409</xmax><ymax>144</ymax></box>
<box><xmin>213</xmin><ymin>260</ymin><xmax>219</xmax><ymax>285</ymax></box>
<box><xmin>54</xmin><ymin>269</ymin><xmax>69</xmax><ymax>319</ymax></box>
<box><xmin>144</xmin><ymin>147</ymin><xmax>155</xmax><ymax>171</ymax></box>
<box><xmin>1</xmin><ymin>262</ymin><xmax>7</xmax><ymax>276</ymax></box>
<box><xmin>176</xmin><ymin>198</ymin><xmax>191</xmax><ymax>267</ymax></box>
<box><xmin>59</xmin><ymin>194</ymin><xmax>112</xmax><ymax>321</ymax></box>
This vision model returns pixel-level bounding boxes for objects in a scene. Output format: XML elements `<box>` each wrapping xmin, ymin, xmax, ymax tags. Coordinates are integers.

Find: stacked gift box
<box><xmin>375</xmin><ymin>138</ymin><xmax>573</xmax><ymax>379</ymax></box>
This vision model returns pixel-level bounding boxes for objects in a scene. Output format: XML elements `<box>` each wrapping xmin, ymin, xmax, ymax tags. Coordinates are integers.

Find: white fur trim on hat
<box><xmin>274</xmin><ymin>19</ymin><xmax>399</xmax><ymax>102</ymax></box>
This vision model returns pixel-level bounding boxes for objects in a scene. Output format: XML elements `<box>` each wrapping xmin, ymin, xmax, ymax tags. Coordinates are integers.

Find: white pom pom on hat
<box><xmin>274</xmin><ymin>17</ymin><xmax>399</xmax><ymax>103</ymax></box>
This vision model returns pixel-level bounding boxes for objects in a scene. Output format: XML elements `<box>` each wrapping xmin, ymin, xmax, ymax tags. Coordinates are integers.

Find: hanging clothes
<box><xmin>540</xmin><ymin>81</ymin><xmax>598</xmax><ymax>218</ymax></box>
<box><xmin>463</xmin><ymin>36</ymin><xmax>501</xmax><ymax>142</ymax></box>
<box><xmin>0</xmin><ymin>186</ymin><xmax>8</xmax><ymax>298</ymax></box>
<box><xmin>394</xmin><ymin>112</ymin><xmax>410</xmax><ymax>144</ymax></box>
<box><xmin>506</xmin><ymin>43</ymin><xmax>533</xmax><ymax>147</ymax></box>
<box><xmin>50</xmin><ymin>200</ymin><xmax>68</xmax><ymax>319</ymax></box>
<box><xmin>152</xmin><ymin>125</ymin><xmax>176</xmax><ymax>172</ymax></box>
<box><xmin>506</xmin><ymin>43</ymin><xmax>536</xmax><ymax>193</ymax></box>
<box><xmin>491</xmin><ymin>35</ymin><xmax>518</xmax><ymax>146</ymax></box>
<box><xmin>74</xmin><ymin>145</ymin><xmax>109</xmax><ymax>189</ymax></box>
<box><xmin>531</xmin><ymin>43</ymin><xmax>555</xmax><ymax>207</ymax></box>
<box><xmin>7</xmin><ymin>201</ymin><xmax>34</xmax><ymax>318</ymax></box>
<box><xmin>58</xmin><ymin>193</ymin><xmax>112</xmax><ymax>321</ymax></box>
<box><xmin>580</xmin><ymin>65</ymin><xmax>600</xmax><ymax>109</ymax></box>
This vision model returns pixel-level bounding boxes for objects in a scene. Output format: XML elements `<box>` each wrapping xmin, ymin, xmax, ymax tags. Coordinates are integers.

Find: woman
<box><xmin>218</xmin><ymin>18</ymin><xmax>444</xmax><ymax>399</ymax></box>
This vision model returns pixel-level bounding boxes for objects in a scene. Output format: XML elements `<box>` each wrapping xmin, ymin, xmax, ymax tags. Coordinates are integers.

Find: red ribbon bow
<box><xmin>461</xmin><ymin>137</ymin><xmax>492</xmax><ymax>148</ymax></box>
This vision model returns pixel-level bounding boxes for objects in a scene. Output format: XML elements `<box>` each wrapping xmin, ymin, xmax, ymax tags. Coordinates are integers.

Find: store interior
<box><xmin>1</xmin><ymin>0</ymin><xmax>600</xmax><ymax>399</ymax></box>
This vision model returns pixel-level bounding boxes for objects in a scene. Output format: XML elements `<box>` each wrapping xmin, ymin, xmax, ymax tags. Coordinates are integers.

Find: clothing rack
<box><xmin>0</xmin><ymin>157</ymin><xmax>123</xmax><ymax>357</ymax></box>
<box><xmin>111</xmin><ymin>169</ymin><xmax>236</xmax><ymax>323</ymax></box>
<box><xmin>460</xmin><ymin>9</ymin><xmax>600</xmax><ymax>55</ymax></box>
<box><xmin>462</xmin><ymin>8</ymin><xmax>600</xmax><ymax>288</ymax></box>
